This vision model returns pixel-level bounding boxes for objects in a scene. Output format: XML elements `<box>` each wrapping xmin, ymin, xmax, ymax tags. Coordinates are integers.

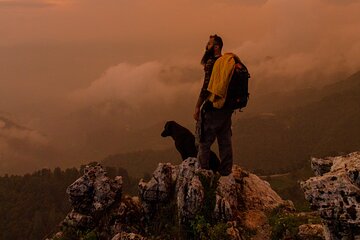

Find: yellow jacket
<box><xmin>207</xmin><ymin>53</ymin><xmax>236</xmax><ymax>109</ymax></box>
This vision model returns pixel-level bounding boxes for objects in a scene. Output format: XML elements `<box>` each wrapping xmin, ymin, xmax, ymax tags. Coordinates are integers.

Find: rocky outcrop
<box><xmin>138</xmin><ymin>158</ymin><xmax>292</xmax><ymax>239</ymax></box>
<box><xmin>301</xmin><ymin>152</ymin><xmax>360</xmax><ymax>240</ymax></box>
<box><xmin>48</xmin><ymin>158</ymin><xmax>325</xmax><ymax>240</ymax></box>
<box><xmin>66</xmin><ymin>163</ymin><xmax>123</xmax><ymax>215</ymax></box>
<box><xmin>49</xmin><ymin>163</ymin><xmax>126</xmax><ymax>239</ymax></box>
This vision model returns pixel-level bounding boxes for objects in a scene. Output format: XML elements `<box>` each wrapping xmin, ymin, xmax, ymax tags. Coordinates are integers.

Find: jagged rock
<box><xmin>50</xmin><ymin>159</ymin><xmax>293</xmax><ymax>240</ymax></box>
<box><xmin>301</xmin><ymin>152</ymin><xmax>360</xmax><ymax>239</ymax></box>
<box><xmin>176</xmin><ymin>159</ymin><xmax>205</xmax><ymax>221</ymax></box>
<box><xmin>138</xmin><ymin>163</ymin><xmax>175</xmax><ymax>203</ymax></box>
<box><xmin>112</xmin><ymin>196</ymin><xmax>145</xmax><ymax>234</ymax></box>
<box><xmin>298</xmin><ymin>224</ymin><xmax>325</xmax><ymax>240</ymax></box>
<box><xmin>215</xmin><ymin>174</ymin><xmax>239</xmax><ymax>221</ymax></box>
<box><xmin>66</xmin><ymin>163</ymin><xmax>123</xmax><ymax>215</ymax></box>
<box><xmin>233</xmin><ymin>165</ymin><xmax>290</xmax><ymax>211</ymax></box>
<box><xmin>111</xmin><ymin>232</ymin><xmax>146</xmax><ymax>240</ymax></box>
<box><xmin>311</xmin><ymin>157</ymin><xmax>334</xmax><ymax>176</ymax></box>
<box><xmin>178</xmin><ymin>172</ymin><xmax>204</xmax><ymax>221</ymax></box>
<box><xmin>62</xmin><ymin>210</ymin><xmax>95</xmax><ymax>230</ymax></box>
<box><xmin>226</xmin><ymin>221</ymin><xmax>244</xmax><ymax>240</ymax></box>
<box><xmin>138</xmin><ymin>162</ymin><xmax>177</xmax><ymax>216</ymax></box>
<box><xmin>138</xmin><ymin>158</ymin><xmax>290</xmax><ymax>239</ymax></box>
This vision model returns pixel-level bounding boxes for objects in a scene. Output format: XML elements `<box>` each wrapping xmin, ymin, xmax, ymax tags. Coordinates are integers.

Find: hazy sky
<box><xmin>1</xmin><ymin>0</ymin><xmax>360</xmax><ymax>174</ymax></box>
<box><xmin>1</xmin><ymin>0</ymin><xmax>359</xmax><ymax>110</ymax></box>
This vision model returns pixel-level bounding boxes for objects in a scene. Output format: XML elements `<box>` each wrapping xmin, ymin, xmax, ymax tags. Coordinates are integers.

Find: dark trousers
<box><xmin>197</xmin><ymin>109</ymin><xmax>233</xmax><ymax>175</ymax></box>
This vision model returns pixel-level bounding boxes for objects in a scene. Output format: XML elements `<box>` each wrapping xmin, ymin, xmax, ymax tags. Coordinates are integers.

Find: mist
<box><xmin>0</xmin><ymin>0</ymin><xmax>360</xmax><ymax>174</ymax></box>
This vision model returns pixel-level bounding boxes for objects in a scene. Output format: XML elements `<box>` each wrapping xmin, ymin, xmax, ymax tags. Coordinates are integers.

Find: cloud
<box><xmin>322</xmin><ymin>0</ymin><xmax>359</xmax><ymax>5</ymax></box>
<box><xmin>206</xmin><ymin>0</ymin><xmax>268</xmax><ymax>5</ymax></box>
<box><xmin>234</xmin><ymin>38</ymin><xmax>360</xmax><ymax>93</ymax></box>
<box><xmin>0</xmin><ymin>118</ymin><xmax>48</xmax><ymax>145</ymax></box>
<box><xmin>0</xmin><ymin>0</ymin><xmax>55</xmax><ymax>8</ymax></box>
<box><xmin>0</xmin><ymin>115</ymin><xmax>53</xmax><ymax>175</ymax></box>
<box><xmin>70</xmin><ymin>61</ymin><xmax>202</xmax><ymax>110</ymax></box>
<box><xmin>229</xmin><ymin>0</ymin><xmax>360</xmax><ymax>92</ymax></box>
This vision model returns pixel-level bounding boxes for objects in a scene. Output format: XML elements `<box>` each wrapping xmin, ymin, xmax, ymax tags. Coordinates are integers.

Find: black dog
<box><xmin>161</xmin><ymin>121</ymin><xmax>220</xmax><ymax>172</ymax></box>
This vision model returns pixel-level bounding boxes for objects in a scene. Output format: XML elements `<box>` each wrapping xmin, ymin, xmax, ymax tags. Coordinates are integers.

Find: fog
<box><xmin>0</xmin><ymin>0</ymin><xmax>360</xmax><ymax>174</ymax></box>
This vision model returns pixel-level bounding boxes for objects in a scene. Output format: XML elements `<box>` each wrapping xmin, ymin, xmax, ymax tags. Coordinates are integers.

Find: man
<box><xmin>194</xmin><ymin>34</ymin><xmax>234</xmax><ymax>176</ymax></box>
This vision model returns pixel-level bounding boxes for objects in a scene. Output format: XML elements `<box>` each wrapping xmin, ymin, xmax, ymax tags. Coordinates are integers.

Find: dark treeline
<box><xmin>0</xmin><ymin>165</ymin><xmax>138</xmax><ymax>240</ymax></box>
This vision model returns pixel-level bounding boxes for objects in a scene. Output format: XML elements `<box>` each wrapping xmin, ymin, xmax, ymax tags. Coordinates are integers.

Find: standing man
<box><xmin>194</xmin><ymin>34</ymin><xmax>234</xmax><ymax>176</ymax></box>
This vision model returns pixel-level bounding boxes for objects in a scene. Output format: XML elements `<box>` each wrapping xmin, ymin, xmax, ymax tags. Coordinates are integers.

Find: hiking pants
<box><xmin>197</xmin><ymin>109</ymin><xmax>233</xmax><ymax>175</ymax></box>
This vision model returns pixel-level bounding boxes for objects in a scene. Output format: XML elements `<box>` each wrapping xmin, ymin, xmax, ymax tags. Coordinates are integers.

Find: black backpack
<box><xmin>224</xmin><ymin>59</ymin><xmax>250</xmax><ymax>111</ymax></box>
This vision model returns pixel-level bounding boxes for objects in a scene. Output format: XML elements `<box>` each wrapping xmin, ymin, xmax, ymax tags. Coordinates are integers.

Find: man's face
<box><xmin>201</xmin><ymin>37</ymin><xmax>216</xmax><ymax>65</ymax></box>
<box><xmin>205</xmin><ymin>37</ymin><xmax>216</xmax><ymax>57</ymax></box>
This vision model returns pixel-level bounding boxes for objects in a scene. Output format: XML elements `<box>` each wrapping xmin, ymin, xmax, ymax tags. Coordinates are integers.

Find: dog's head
<box><xmin>161</xmin><ymin>121</ymin><xmax>177</xmax><ymax>137</ymax></box>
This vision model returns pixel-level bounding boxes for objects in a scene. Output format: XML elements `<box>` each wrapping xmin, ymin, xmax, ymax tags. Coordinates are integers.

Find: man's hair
<box><xmin>211</xmin><ymin>34</ymin><xmax>223</xmax><ymax>51</ymax></box>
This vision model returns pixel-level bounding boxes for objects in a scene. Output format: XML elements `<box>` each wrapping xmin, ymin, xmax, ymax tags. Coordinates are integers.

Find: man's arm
<box><xmin>193</xmin><ymin>59</ymin><xmax>214</xmax><ymax>121</ymax></box>
<box><xmin>194</xmin><ymin>95</ymin><xmax>206</xmax><ymax>121</ymax></box>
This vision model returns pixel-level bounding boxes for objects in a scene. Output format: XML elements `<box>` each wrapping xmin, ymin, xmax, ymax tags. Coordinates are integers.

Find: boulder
<box><xmin>301</xmin><ymin>152</ymin><xmax>360</xmax><ymax>239</ymax></box>
<box><xmin>176</xmin><ymin>158</ymin><xmax>205</xmax><ymax>222</ymax></box>
<box><xmin>138</xmin><ymin>163</ymin><xmax>176</xmax><ymax>203</ymax></box>
<box><xmin>112</xmin><ymin>196</ymin><xmax>145</xmax><ymax>234</ymax></box>
<box><xmin>311</xmin><ymin>157</ymin><xmax>334</xmax><ymax>176</ymax></box>
<box><xmin>61</xmin><ymin>210</ymin><xmax>95</xmax><ymax>230</ymax></box>
<box><xmin>138</xmin><ymin>158</ymin><xmax>290</xmax><ymax>239</ymax></box>
<box><xmin>66</xmin><ymin>163</ymin><xmax>123</xmax><ymax>215</ymax></box>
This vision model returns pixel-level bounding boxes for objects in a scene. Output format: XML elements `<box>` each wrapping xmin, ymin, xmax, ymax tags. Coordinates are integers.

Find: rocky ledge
<box><xmin>301</xmin><ymin>152</ymin><xmax>360</xmax><ymax>240</ymax></box>
<box><xmin>47</xmin><ymin>158</ymin><xmax>325</xmax><ymax>240</ymax></box>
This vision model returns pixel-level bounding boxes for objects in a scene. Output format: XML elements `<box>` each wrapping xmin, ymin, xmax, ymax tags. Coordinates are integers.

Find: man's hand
<box><xmin>193</xmin><ymin>107</ymin><xmax>201</xmax><ymax>121</ymax></box>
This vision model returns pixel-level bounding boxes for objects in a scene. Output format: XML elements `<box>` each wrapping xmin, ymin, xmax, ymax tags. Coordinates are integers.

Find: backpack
<box><xmin>224</xmin><ymin>59</ymin><xmax>250</xmax><ymax>111</ymax></box>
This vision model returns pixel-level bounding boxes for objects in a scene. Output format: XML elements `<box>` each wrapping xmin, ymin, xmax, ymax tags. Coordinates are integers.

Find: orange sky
<box><xmin>1</xmin><ymin>0</ymin><xmax>359</xmax><ymax>102</ymax></box>
<box><xmin>0</xmin><ymin>0</ymin><xmax>360</xmax><ymax>174</ymax></box>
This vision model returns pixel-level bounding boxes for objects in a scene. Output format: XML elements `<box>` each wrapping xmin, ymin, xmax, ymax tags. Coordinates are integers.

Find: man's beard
<box><xmin>200</xmin><ymin>46</ymin><xmax>215</xmax><ymax>65</ymax></box>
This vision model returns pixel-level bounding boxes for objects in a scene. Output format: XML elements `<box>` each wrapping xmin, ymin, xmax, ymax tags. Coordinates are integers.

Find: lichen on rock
<box><xmin>301</xmin><ymin>151</ymin><xmax>360</xmax><ymax>239</ymax></box>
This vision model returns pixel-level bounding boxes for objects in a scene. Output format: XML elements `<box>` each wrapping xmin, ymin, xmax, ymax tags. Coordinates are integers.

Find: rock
<box><xmin>66</xmin><ymin>174</ymin><xmax>94</xmax><ymax>214</ymax></box>
<box><xmin>226</xmin><ymin>221</ymin><xmax>243</xmax><ymax>240</ymax></box>
<box><xmin>61</xmin><ymin>210</ymin><xmax>95</xmax><ymax>230</ymax></box>
<box><xmin>237</xmin><ymin>210</ymin><xmax>271</xmax><ymax>240</ymax></box>
<box><xmin>111</xmin><ymin>232</ymin><xmax>146</xmax><ymax>240</ymax></box>
<box><xmin>112</xmin><ymin>196</ymin><xmax>145</xmax><ymax>234</ymax></box>
<box><xmin>311</xmin><ymin>157</ymin><xmax>334</xmax><ymax>176</ymax></box>
<box><xmin>138</xmin><ymin>162</ymin><xmax>177</xmax><ymax>216</ymax></box>
<box><xmin>66</xmin><ymin>163</ymin><xmax>123</xmax><ymax>215</ymax></box>
<box><xmin>215</xmin><ymin>174</ymin><xmax>239</xmax><ymax>221</ymax></box>
<box><xmin>45</xmin><ymin>231</ymin><xmax>63</xmax><ymax>240</ymax></box>
<box><xmin>298</xmin><ymin>224</ymin><xmax>325</xmax><ymax>240</ymax></box>
<box><xmin>57</xmin><ymin>164</ymin><xmax>124</xmax><ymax>239</ymax></box>
<box><xmin>177</xmin><ymin>171</ymin><xmax>204</xmax><ymax>222</ymax></box>
<box><xmin>241</xmin><ymin>210</ymin><xmax>267</xmax><ymax>231</ymax></box>
<box><xmin>50</xmin><ymin>159</ymin><xmax>294</xmax><ymax>240</ymax></box>
<box><xmin>176</xmin><ymin>159</ymin><xmax>205</xmax><ymax>222</ymax></box>
<box><xmin>234</xmin><ymin>165</ymin><xmax>288</xmax><ymax>211</ymax></box>
<box><xmin>138</xmin><ymin>163</ymin><xmax>175</xmax><ymax>203</ymax></box>
<box><xmin>138</xmin><ymin>158</ymin><xmax>290</xmax><ymax>239</ymax></box>
<box><xmin>301</xmin><ymin>152</ymin><xmax>360</xmax><ymax>239</ymax></box>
